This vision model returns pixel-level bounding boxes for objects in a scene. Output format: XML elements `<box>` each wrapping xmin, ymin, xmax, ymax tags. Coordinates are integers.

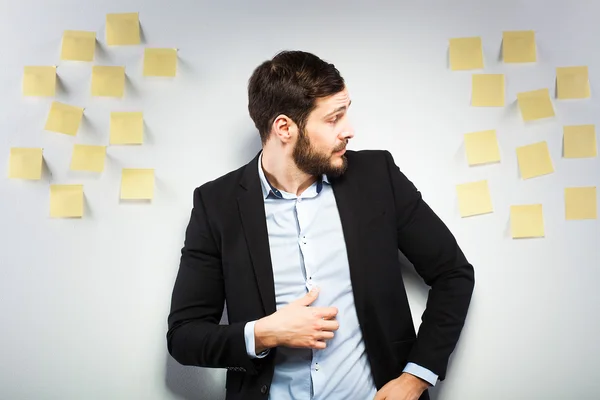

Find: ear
<box><xmin>272</xmin><ymin>114</ymin><xmax>296</xmax><ymax>144</ymax></box>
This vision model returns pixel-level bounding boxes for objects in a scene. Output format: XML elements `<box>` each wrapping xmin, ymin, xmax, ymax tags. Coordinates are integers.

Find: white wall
<box><xmin>1</xmin><ymin>0</ymin><xmax>598</xmax><ymax>399</ymax></box>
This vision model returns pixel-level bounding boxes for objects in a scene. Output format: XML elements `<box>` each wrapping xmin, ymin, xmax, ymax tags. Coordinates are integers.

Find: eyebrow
<box><xmin>324</xmin><ymin>100</ymin><xmax>352</xmax><ymax>119</ymax></box>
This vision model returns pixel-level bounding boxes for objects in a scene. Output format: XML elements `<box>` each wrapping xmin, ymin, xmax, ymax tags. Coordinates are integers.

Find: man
<box><xmin>167</xmin><ymin>50</ymin><xmax>475</xmax><ymax>400</ymax></box>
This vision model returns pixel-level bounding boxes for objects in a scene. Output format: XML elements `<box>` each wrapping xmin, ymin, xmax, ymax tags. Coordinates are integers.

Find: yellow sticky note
<box><xmin>456</xmin><ymin>180</ymin><xmax>493</xmax><ymax>217</ymax></box>
<box><xmin>8</xmin><ymin>148</ymin><xmax>43</xmax><ymax>180</ymax></box>
<box><xmin>516</xmin><ymin>141</ymin><xmax>554</xmax><ymax>179</ymax></box>
<box><xmin>472</xmin><ymin>74</ymin><xmax>505</xmax><ymax>107</ymax></box>
<box><xmin>50</xmin><ymin>184</ymin><xmax>84</xmax><ymax>218</ymax></box>
<box><xmin>22</xmin><ymin>66</ymin><xmax>56</xmax><ymax>96</ymax></box>
<box><xmin>44</xmin><ymin>101</ymin><xmax>84</xmax><ymax>136</ymax></box>
<box><xmin>503</xmin><ymin>31</ymin><xmax>536</xmax><ymax>63</ymax></box>
<box><xmin>91</xmin><ymin>66</ymin><xmax>125</xmax><ymax>97</ymax></box>
<box><xmin>449</xmin><ymin>37</ymin><xmax>483</xmax><ymax>71</ymax></box>
<box><xmin>61</xmin><ymin>30</ymin><xmax>96</xmax><ymax>61</ymax></box>
<box><xmin>517</xmin><ymin>88</ymin><xmax>555</xmax><ymax>121</ymax></box>
<box><xmin>70</xmin><ymin>144</ymin><xmax>106</xmax><ymax>172</ymax></box>
<box><xmin>564</xmin><ymin>125</ymin><xmax>597</xmax><ymax>158</ymax></box>
<box><xmin>106</xmin><ymin>12</ymin><xmax>140</xmax><ymax>45</ymax></box>
<box><xmin>464</xmin><ymin>130</ymin><xmax>501</xmax><ymax>166</ymax></box>
<box><xmin>510</xmin><ymin>204</ymin><xmax>544</xmax><ymax>238</ymax></box>
<box><xmin>144</xmin><ymin>48</ymin><xmax>177</xmax><ymax>77</ymax></box>
<box><xmin>110</xmin><ymin>112</ymin><xmax>143</xmax><ymax>144</ymax></box>
<box><xmin>565</xmin><ymin>187</ymin><xmax>597</xmax><ymax>220</ymax></box>
<box><xmin>557</xmin><ymin>66</ymin><xmax>590</xmax><ymax>99</ymax></box>
<box><xmin>120</xmin><ymin>168</ymin><xmax>154</xmax><ymax>200</ymax></box>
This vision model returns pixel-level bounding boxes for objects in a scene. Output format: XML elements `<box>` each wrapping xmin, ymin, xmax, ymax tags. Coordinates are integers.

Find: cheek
<box><xmin>305</xmin><ymin>123</ymin><xmax>338</xmax><ymax>149</ymax></box>
<box><xmin>307</xmin><ymin>128</ymin><xmax>328</xmax><ymax>146</ymax></box>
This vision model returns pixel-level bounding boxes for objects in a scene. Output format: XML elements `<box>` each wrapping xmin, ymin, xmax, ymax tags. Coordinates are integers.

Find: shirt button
<box><xmin>260</xmin><ymin>384</ymin><xmax>268</xmax><ymax>394</ymax></box>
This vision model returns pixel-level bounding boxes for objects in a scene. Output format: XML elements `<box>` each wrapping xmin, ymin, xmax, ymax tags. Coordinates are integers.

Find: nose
<box><xmin>341</xmin><ymin>120</ymin><xmax>355</xmax><ymax>140</ymax></box>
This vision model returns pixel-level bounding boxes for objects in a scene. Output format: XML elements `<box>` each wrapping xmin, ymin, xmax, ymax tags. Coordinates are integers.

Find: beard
<box><xmin>292</xmin><ymin>128</ymin><xmax>348</xmax><ymax>178</ymax></box>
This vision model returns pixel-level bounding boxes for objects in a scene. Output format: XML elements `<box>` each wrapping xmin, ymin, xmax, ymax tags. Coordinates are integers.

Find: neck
<box><xmin>260</xmin><ymin>146</ymin><xmax>318</xmax><ymax>197</ymax></box>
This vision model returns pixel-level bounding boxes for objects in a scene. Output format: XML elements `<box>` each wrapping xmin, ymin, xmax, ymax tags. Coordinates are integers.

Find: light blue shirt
<box><xmin>243</xmin><ymin>152</ymin><xmax>437</xmax><ymax>399</ymax></box>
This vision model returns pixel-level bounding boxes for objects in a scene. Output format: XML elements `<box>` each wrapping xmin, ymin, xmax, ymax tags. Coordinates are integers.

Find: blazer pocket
<box><xmin>225</xmin><ymin>370</ymin><xmax>244</xmax><ymax>392</ymax></box>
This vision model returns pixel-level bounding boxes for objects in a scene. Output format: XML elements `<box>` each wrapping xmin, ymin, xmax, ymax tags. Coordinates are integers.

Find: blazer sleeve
<box><xmin>166</xmin><ymin>186</ymin><xmax>261</xmax><ymax>374</ymax></box>
<box><xmin>383</xmin><ymin>150</ymin><xmax>475</xmax><ymax>381</ymax></box>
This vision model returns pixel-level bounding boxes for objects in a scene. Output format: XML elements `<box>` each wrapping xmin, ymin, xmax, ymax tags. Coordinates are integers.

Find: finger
<box><xmin>291</xmin><ymin>287</ymin><xmax>320</xmax><ymax>306</ymax></box>
<box><xmin>318</xmin><ymin>320</ymin><xmax>340</xmax><ymax>332</ymax></box>
<box><xmin>317</xmin><ymin>331</ymin><xmax>335</xmax><ymax>340</ymax></box>
<box><xmin>311</xmin><ymin>340</ymin><xmax>327</xmax><ymax>350</ymax></box>
<box><xmin>373</xmin><ymin>391</ymin><xmax>385</xmax><ymax>400</ymax></box>
<box><xmin>314</xmin><ymin>306</ymin><xmax>338</xmax><ymax>319</ymax></box>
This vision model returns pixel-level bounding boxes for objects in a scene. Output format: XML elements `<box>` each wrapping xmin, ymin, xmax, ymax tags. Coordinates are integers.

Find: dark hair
<box><xmin>247</xmin><ymin>50</ymin><xmax>345</xmax><ymax>144</ymax></box>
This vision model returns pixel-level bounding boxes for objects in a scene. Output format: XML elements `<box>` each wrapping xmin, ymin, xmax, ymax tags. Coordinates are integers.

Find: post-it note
<box><xmin>106</xmin><ymin>12</ymin><xmax>140</xmax><ymax>45</ymax></box>
<box><xmin>61</xmin><ymin>30</ymin><xmax>96</xmax><ymax>61</ymax></box>
<box><xmin>120</xmin><ymin>168</ymin><xmax>154</xmax><ymax>200</ymax></box>
<box><xmin>91</xmin><ymin>66</ymin><xmax>125</xmax><ymax>97</ymax></box>
<box><xmin>44</xmin><ymin>101</ymin><xmax>84</xmax><ymax>136</ymax></box>
<box><xmin>564</xmin><ymin>125</ymin><xmax>597</xmax><ymax>158</ymax></box>
<box><xmin>565</xmin><ymin>187</ymin><xmax>597</xmax><ymax>220</ymax></box>
<box><xmin>557</xmin><ymin>66</ymin><xmax>590</xmax><ymax>99</ymax></box>
<box><xmin>70</xmin><ymin>144</ymin><xmax>106</xmax><ymax>172</ymax></box>
<box><xmin>472</xmin><ymin>74</ymin><xmax>505</xmax><ymax>107</ymax></box>
<box><xmin>464</xmin><ymin>129</ymin><xmax>501</xmax><ymax>166</ymax></box>
<box><xmin>8</xmin><ymin>148</ymin><xmax>43</xmax><ymax>180</ymax></box>
<box><xmin>516</xmin><ymin>141</ymin><xmax>554</xmax><ymax>179</ymax></box>
<box><xmin>517</xmin><ymin>88</ymin><xmax>555</xmax><ymax>121</ymax></box>
<box><xmin>110</xmin><ymin>112</ymin><xmax>143</xmax><ymax>144</ymax></box>
<box><xmin>144</xmin><ymin>48</ymin><xmax>177</xmax><ymax>77</ymax></box>
<box><xmin>510</xmin><ymin>204</ymin><xmax>544</xmax><ymax>238</ymax></box>
<box><xmin>456</xmin><ymin>180</ymin><xmax>493</xmax><ymax>217</ymax></box>
<box><xmin>449</xmin><ymin>37</ymin><xmax>483</xmax><ymax>71</ymax></box>
<box><xmin>502</xmin><ymin>31</ymin><xmax>536</xmax><ymax>63</ymax></box>
<box><xmin>50</xmin><ymin>184</ymin><xmax>84</xmax><ymax>218</ymax></box>
<box><xmin>22</xmin><ymin>66</ymin><xmax>56</xmax><ymax>96</ymax></box>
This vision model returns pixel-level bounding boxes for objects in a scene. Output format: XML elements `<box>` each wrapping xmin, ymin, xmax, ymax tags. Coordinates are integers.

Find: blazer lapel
<box><xmin>237</xmin><ymin>151</ymin><xmax>277</xmax><ymax>316</ymax></box>
<box><xmin>330</xmin><ymin>167</ymin><xmax>370</xmax><ymax>319</ymax></box>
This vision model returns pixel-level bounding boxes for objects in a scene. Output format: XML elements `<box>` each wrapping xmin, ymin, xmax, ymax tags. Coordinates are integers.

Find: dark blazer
<box><xmin>167</xmin><ymin>149</ymin><xmax>475</xmax><ymax>400</ymax></box>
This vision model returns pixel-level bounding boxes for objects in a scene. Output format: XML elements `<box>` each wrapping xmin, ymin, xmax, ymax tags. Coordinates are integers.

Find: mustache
<box><xmin>333</xmin><ymin>141</ymin><xmax>348</xmax><ymax>152</ymax></box>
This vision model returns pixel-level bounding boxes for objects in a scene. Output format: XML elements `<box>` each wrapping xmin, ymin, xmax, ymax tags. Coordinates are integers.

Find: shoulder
<box><xmin>198</xmin><ymin>164</ymin><xmax>245</xmax><ymax>192</ymax></box>
<box><xmin>191</xmin><ymin>158</ymin><xmax>253</xmax><ymax>205</ymax></box>
<box><xmin>343</xmin><ymin>149</ymin><xmax>418</xmax><ymax>194</ymax></box>
<box><xmin>346</xmin><ymin>148</ymin><xmax>391</xmax><ymax>161</ymax></box>
<box><xmin>344</xmin><ymin>149</ymin><xmax>394</xmax><ymax>174</ymax></box>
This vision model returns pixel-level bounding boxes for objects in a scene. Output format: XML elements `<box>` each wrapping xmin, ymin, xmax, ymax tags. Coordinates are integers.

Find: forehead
<box><xmin>313</xmin><ymin>88</ymin><xmax>351</xmax><ymax>114</ymax></box>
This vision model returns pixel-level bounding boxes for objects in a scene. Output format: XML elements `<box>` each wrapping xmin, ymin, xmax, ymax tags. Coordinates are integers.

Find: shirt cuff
<box><xmin>244</xmin><ymin>321</ymin><xmax>270</xmax><ymax>359</ymax></box>
<box><xmin>403</xmin><ymin>362</ymin><xmax>438</xmax><ymax>386</ymax></box>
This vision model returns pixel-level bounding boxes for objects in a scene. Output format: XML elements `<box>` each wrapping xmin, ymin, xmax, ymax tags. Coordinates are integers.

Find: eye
<box><xmin>329</xmin><ymin>115</ymin><xmax>340</xmax><ymax>124</ymax></box>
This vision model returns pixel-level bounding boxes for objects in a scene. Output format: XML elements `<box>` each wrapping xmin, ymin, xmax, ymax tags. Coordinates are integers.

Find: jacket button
<box><xmin>260</xmin><ymin>385</ymin><xmax>268</xmax><ymax>394</ymax></box>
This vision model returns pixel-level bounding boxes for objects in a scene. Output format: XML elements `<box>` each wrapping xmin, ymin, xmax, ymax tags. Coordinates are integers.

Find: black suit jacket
<box><xmin>167</xmin><ymin>149</ymin><xmax>475</xmax><ymax>400</ymax></box>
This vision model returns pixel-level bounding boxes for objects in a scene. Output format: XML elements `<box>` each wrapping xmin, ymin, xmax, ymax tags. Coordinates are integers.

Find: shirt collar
<box><xmin>258</xmin><ymin>151</ymin><xmax>329</xmax><ymax>200</ymax></box>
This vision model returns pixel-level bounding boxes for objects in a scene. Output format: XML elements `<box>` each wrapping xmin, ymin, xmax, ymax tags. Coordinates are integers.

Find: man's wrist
<box><xmin>254</xmin><ymin>316</ymin><xmax>277</xmax><ymax>353</ymax></box>
<box><xmin>401</xmin><ymin>372</ymin><xmax>431</xmax><ymax>390</ymax></box>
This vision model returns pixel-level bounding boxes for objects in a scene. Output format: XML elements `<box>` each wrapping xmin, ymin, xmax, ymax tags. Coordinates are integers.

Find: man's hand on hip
<box><xmin>373</xmin><ymin>373</ymin><xmax>430</xmax><ymax>400</ymax></box>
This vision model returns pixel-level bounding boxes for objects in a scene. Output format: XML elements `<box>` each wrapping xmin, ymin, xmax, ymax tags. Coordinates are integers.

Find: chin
<box><xmin>330</xmin><ymin>157</ymin><xmax>343</xmax><ymax>167</ymax></box>
<box><xmin>333</xmin><ymin>154</ymin><xmax>346</xmax><ymax>165</ymax></box>
<box><xmin>328</xmin><ymin>156</ymin><xmax>348</xmax><ymax>176</ymax></box>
